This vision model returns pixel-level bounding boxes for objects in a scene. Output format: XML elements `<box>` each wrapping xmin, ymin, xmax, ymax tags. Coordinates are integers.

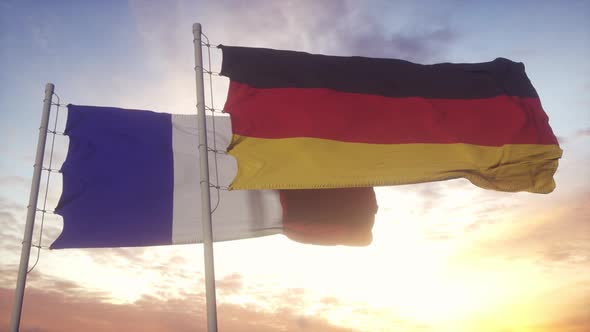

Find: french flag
<box><xmin>51</xmin><ymin>105</ymin><xmax>377</xmax><ymax>249</ymax></box>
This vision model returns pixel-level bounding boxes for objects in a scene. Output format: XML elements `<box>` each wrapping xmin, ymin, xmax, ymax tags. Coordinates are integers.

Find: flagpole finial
<box><xmin>193</xmin><ymin>23</ymin><xmax>201</xmax><ymax>33</ymax></box>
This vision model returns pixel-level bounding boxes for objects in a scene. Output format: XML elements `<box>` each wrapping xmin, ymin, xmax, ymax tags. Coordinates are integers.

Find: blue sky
<box><xmin>1</xmin><ymin>1</ymin><xmax>589</xmax><ymax>331</ymax></box>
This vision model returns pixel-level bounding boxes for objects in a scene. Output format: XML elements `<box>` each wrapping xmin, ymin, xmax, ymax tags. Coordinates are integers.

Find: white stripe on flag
<box><xmin>171</xmin><ymin>115</ymin><xmax>282</xmax><ymax>244</ymax></box>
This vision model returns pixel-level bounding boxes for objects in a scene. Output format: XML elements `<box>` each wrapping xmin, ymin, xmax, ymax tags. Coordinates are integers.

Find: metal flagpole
<box><xmin>10</xmin><ymin>83</ymin><xmax>55</xmax><ymax>332</ymax></box>
<box><xmin>192</xmin><ymin>23</ymin><xmax>218</xmax><ymax>332</ymax></box>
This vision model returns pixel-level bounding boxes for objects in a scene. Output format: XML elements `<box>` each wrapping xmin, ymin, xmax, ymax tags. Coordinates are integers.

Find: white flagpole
<box><xmin>10</xmin><ymin>83</ymin><xmax>55</xmax><ymax>332</ymax></box>
<box><xmin>192</xmin><ymin>23</ymin><xmax>218</xmax><ymax>332</ymax></box>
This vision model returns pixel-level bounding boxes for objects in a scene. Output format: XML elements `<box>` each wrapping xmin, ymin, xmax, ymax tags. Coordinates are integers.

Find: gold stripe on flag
<box><xmin>228</xmin><ymin>135</ymin><xmax>562</xmax><ymax>193</ymax></box>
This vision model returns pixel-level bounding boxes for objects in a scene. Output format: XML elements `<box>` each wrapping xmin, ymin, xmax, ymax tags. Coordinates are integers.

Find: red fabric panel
<box><xmin>279</xmin><ymin>188</ymin><xmax>378</xmax><ymax>246</ymax></box>
<box><xmin>225</xmin><ymin>81</ymin><xmax>558</xmax><ymax>146</ymax></box>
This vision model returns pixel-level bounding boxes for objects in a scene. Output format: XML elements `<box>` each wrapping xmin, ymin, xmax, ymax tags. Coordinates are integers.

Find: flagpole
<box><xmin>192</xmin><ymin>23</ymin><xmax>218</xmax><ymax>332</ymax></box>
<box><xmin>10</xmin><ymin>83</ymin><xmax>55</xmax><ymax>332</ymax></box>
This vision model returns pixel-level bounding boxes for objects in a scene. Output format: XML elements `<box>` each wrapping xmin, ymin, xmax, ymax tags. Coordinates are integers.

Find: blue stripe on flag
<box><xmin>52</xmin><ymin>105</ymin><xmax>175</xmax><ymax>248</ymax></box>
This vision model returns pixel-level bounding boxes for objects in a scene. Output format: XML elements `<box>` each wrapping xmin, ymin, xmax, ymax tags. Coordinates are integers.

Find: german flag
<box><xmin>220</xmin><ymin>45</ymin><xmax>562</xmax><ymax>193</ymax></box>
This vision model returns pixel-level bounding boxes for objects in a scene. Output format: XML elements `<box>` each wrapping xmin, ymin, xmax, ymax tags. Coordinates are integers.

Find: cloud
<box><xmin>0</xmin><ymin>279</ymin><xmax>359</xmax><ymax>332</ymax></box>
<box><xmin>0</xmin><ymin>198</ymin><xmax>26</xmax><ymax>258</ymax></box>
<box><xmin>345</xmin><ymin>26</ymin><xmax>459</xmax><ymax>62</ymax></box>
<box><xmin>555</xmin><ymin>127</ymin><xmax>590</xmax><ymax>145</ymax></box>
<box><xmin>122</xmin><ymin>0</ymin><xmax>462</xmax><ymax>115</ymax></box>
<box><xmin>415</xmin><ymin>183</ymin><xmax>443</xmax><ymax>213</ymax></box>
<box><xmin>84</xmin><ymin>247</ymin><xmax>150</xmax><ymax>266</ymax></box>
<box><xmin>575</xmin><ymin>127</ymin><xmax>590</xmax><ymax>138</ymax></box>
<box><xmin>379</xmin><ymin>179</ymin><xmax>525</xmax><ymax>241</ymax></box>
<box><xmin>0</xmin><ymin>194</ymin><xmax>64</xmax><ymax>257</ymax></box>
<box><xmin>457</xmin><ymin>191</ymin><xmax>590</xmax><ymax>266</ymax></box>
<box><xmin>129</xmin><ymin>0</ymin><xmax>460</xmax><ymax>66</ymax></box>
<box><xmin>510</xmin><ymin>194</ymin><xmax>589</xmax><ymax>264</ymax></box>
<box><xmin>216</xmin><ymin>273</ymin><xmax>243</xmax><ymax>295</ymax></box>
<box><xmin>556</xmin><ymin>135</ymin><xmax>568</xmax><ymax>144</ymax></box>
<box><xmin>0</xmin><ymin>176</ymin><xmax>28</xmax><ymax>188</ymax></box>
<box><xmin>525</xmin><ymin>282</ymin><xmax>590</xmax><ymax>332</ymax></box>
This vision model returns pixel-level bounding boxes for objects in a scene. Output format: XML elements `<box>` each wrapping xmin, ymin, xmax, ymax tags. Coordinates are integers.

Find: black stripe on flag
<box><xmin>219</xmin><ymin>45</ymin><xmax>538</xmax><ymax>99</ymax></box>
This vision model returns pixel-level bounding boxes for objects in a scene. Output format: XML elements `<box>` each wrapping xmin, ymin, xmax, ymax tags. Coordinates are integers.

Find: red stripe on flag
<box><xmin>225</xmin><ymin>81</ymin><xmax>558</xmax><ymax>146</ymax></box>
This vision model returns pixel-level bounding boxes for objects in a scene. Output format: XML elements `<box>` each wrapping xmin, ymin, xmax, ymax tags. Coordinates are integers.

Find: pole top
<box><xmin>193</xmin><ymin>23</ymin><xmax>201</xmax><ymax>33</ymax></box>
<box><xmin>45</xmin><ymin>83</ymin><xmax>55</xmax><ymax>91</ymax></box>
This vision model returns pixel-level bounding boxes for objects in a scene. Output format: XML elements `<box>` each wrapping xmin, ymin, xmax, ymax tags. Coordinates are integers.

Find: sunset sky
<box><xmin>1</xmin><ymin>1</ymin><xmax>589</xmax><ymax>331</ymax></box>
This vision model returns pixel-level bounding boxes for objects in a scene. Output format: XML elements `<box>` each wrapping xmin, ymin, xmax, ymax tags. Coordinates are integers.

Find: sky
<box><xmin>0</xmin><ymin>0</ymin><xmax>589</xmax><ymax>331</ymax></box>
